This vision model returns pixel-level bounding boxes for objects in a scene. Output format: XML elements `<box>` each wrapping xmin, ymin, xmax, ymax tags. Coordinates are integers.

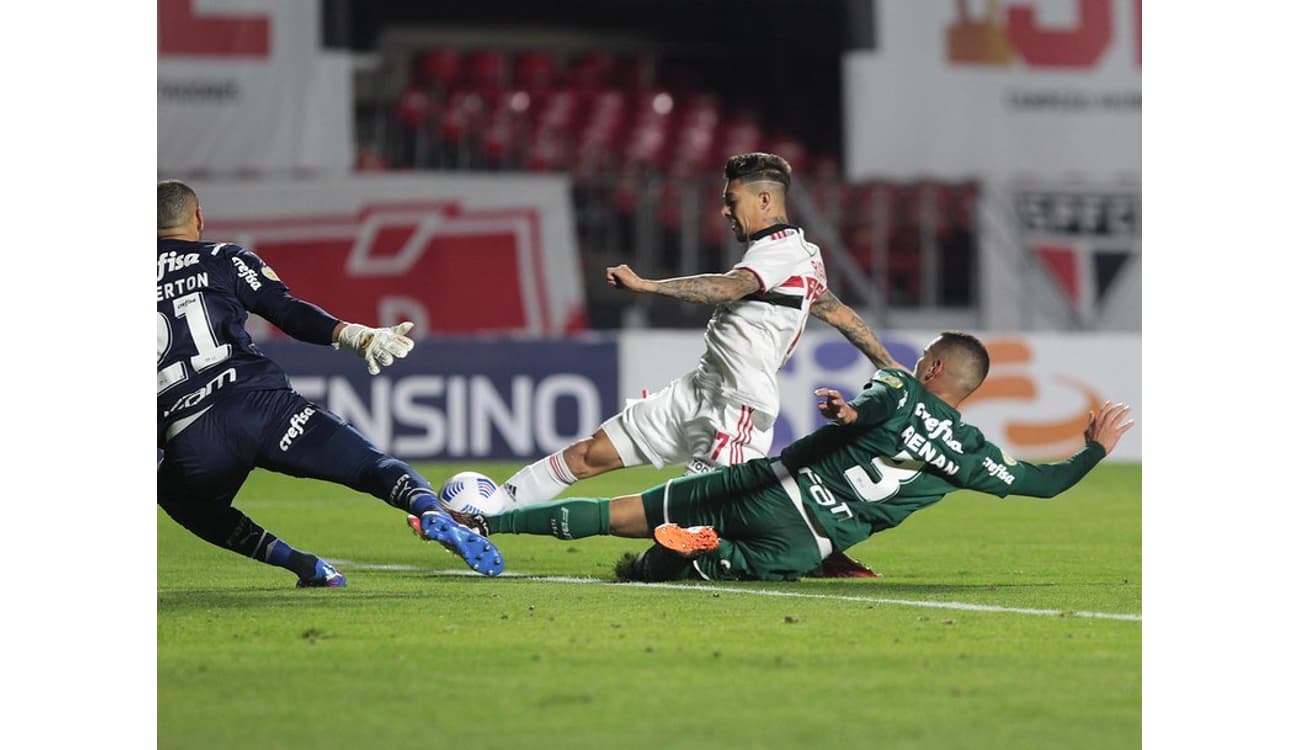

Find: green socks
<box><xmin>490</xmin><ymin>499</ymin><xmax>611</xmax><ymax>540</ymax></box>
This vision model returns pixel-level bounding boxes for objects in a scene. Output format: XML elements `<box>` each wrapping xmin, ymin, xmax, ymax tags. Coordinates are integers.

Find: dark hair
<box><xmin>724</xmin><ymin>152</ymin><xmax>792</xmax><ymax>189</ymax></box>
<box><xmin>935</xmin><ymin>331</ymin><xmax>990</xmax><ymax>390</ymax></box>
<box><xmin>158</xmin><ymin>180</ymin><xmax>198</xmax><ymax>230</ymax></box>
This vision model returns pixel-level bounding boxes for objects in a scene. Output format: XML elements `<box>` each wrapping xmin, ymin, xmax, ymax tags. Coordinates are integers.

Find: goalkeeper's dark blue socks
<box><xmin>406</xmin><ymin>491</ymin><xmax>439</xmax><ymax>516</ymax></box>
<box><xmin>364</xmin><ymin>457</ymin><xmax>440</xmax><ymax>515</ymax></box>
<box><xmin>227</xmin><ymin>513</ymin><xmax>320</xmax><ymax>579</ymax></box>
<box><xmin>263</xmin><ymin>539</ymin><xmax>323</xmax><ymax>581</ymax></box>
<box><xmin>489</xmin><ymin>498</ymin><xmax>610</xmax><ymax>539</ymax></box>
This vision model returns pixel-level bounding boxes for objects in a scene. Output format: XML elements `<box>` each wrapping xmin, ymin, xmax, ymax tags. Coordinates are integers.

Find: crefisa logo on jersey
<box><xmin>231</xmin><ymin>256</ymin><xmax>263</xmax><ymax>290</ymax></box>
<box><xmin>157</xmin><ymin>251</ymin><xmax>201</xmax><ymax>280</ymax></box>
<box><xmin>279</xmin><ymin>407</ymin><xmax>315</xmax><ymax>451</ymax></box>
<box><xmin>981</xmin><ymin>456</ymin><xmax>1015</xmax><ymax>486</ymax></box>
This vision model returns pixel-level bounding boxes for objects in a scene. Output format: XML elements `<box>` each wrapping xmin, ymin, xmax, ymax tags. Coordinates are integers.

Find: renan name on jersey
<box><xmin>898</xmin><ymin>423</ymin><xmax>962</xmax><ymax>477</ymax></box>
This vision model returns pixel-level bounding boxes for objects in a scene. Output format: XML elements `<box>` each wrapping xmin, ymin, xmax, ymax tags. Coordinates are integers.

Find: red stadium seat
<box><xmin>762</xmin><ymin>134</ymin><xmax>808</xmax><ymax>174</ymax></box>
<box><xmin>513</xmin><ymin>50</ymin><xmax>561</xmax><ymax>90</ymax></box>
<box><xmin>914</xmin><ymin>181</ymin><xmax>955</xmax><ymax>234</ymax></box>
<box><xmin>524</xmin><ymin>132</ymin><xmax>567</xmax><ymax>172</ymax></box>
<box><xmin>463</xmin><ymin>50</ymin><xmax>507</xmax><ymax>88</ymax></box>
<box><xmin>396</xmin><ymin>86</ymin><xmax>434</xmax><ymax>130</ymax></box>
<box><xmin>575</xmin><ymin>90</ymin><xmax>628</xmax><ymax>175</ymax></box>
<box><xmin>534</xmin><ymin>88</ymin><xmax>581</xmax><ymax>136</ymax></box>
<box><xmin>623</xmin><ymin>90</ymin><xmax>676</xmax><ymax>168</ymax></box>
<box><xmin>715</xmin><ymin>115</ymin><xmax>762</xmax><ymax>162</ymax></box>
<box><xmin>844</xmin><ymin>225</ymin><xmax>876</xmax><ymax>270</ymax></box>
<box><xmin>668</xmin><ymin>93</ymin><xmax>721</xmax><ymax>175</ymax></box>
<box><xmin>481</xmin><ymin>91</ymin><xmax>533</xmax><ymax>164</ymax></box>
<box><xmin>657</xmin><ymin>180</ymin><xmax>683</xmax><ymax>229</ymax></box>
<box><xmin>439</xmin><ymin>89</ymin><xmax>497</xmax><ymax>143</ymax></box>
<box><xmin>415</xmin><ymin>49</ymin><xmax>461</xmax><ymax>90</ymax></box>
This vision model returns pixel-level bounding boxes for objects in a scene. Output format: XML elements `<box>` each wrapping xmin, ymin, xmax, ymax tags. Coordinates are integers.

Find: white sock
<box><xmin>502</xmin><ymin>451</ymin><xmax>578</xmax><ymax>508</ymax></box>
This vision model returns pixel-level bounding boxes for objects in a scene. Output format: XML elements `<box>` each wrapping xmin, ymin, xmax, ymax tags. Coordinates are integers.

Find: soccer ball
<box><xmin>438</xmin><ymin>471</ymin><xmax>508</xmax><ymax>516</ymax></box>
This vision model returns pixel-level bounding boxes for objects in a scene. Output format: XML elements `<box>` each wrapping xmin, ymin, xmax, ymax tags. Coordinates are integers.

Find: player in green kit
<box><xmin>457</xmin><ymin>332</ymin><xmax>1134</xmax><ymax>581</ymax></box>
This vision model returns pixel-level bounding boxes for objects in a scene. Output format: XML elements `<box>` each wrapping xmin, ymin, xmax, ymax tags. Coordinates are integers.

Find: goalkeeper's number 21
<box><xmin>157</xmin><ymin>291</ymin><xmax>232</xmax><ymax>394</ymax></box>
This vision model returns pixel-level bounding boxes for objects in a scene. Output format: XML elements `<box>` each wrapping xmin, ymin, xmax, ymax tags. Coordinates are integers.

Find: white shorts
<box><xmin>600</xmin><ymin>373</ymin><xmax>775</xmax><ymax>471</ymax></box>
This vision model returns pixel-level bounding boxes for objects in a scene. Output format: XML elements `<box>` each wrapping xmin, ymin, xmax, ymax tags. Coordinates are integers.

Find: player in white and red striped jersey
<box><xmin>499</xmin><ymin>153</ymin><xmax>902</xmax><ymax>577</ymax></box>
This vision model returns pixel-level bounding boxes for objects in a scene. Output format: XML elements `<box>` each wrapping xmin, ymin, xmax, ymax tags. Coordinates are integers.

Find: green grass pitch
<box><xmin>158</xmin><ymin>462</ymin><xmax>1141</xmax><ymax>749</ymax></box>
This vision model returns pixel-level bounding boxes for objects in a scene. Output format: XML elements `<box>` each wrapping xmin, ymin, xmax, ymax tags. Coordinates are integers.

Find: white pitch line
<box><xmin>330</xmin><ymin>560</ymin><xmax>1142</xmax><ymax>623</ymax></box>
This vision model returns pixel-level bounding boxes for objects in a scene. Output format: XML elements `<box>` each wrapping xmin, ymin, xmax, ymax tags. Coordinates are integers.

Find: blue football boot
<box><xmin>415</xmin><ymin>509</ymin><xmax>505</xmax><ymax>577</ymax></box>
<box><xmin>296</xmin><ymin>559</ymin><xmax>348</xmax><ymax>588</ymax></box>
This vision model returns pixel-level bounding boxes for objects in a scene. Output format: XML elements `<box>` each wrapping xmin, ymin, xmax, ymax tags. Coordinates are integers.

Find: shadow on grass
<box><xmin>157</xmin><ymin>579</ymin><xmax>497</xmax><ymax>612</ymax></box>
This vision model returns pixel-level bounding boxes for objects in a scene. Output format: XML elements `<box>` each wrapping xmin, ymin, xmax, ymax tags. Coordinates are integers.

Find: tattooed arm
<box><xmin>810</xmin><ymin>291</ymin><xmax>903</xmax><ymax>370</ymax></box>
<box><xmin>605</xmin><ymin>264</ymin><xmax>760</xmax><ymax>305</ymax></box>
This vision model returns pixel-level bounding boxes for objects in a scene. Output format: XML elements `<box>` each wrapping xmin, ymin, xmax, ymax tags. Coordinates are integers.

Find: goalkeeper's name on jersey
<box><xmin>157</xmin><ymin>271</ymin><xmax>211</xmax><ymax>301</ymax></box>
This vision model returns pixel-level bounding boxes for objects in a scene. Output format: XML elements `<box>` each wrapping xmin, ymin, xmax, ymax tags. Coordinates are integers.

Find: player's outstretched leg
<box><xmin>501</xmin><ymin>429</ymin><xmax>627</xmax><ymax>507</ymax></box>
<box><xmin>159</xmin><ymin>501</ymin><xmax>346</xmax><ymax>588</ymax></box>
<box><xmin>260</xmin><ymin>403</ymin><xmax>447</xmax><ymax>520</ymax></box>
<box><xmin>484</xmin><ymin>497</ymin><xmax>613</xmax><ymax>540</ymax></box>
<box><xmin>258</xmin><ymin>405</ymin><xmax>507</xmax><ymax>575</ymax></box>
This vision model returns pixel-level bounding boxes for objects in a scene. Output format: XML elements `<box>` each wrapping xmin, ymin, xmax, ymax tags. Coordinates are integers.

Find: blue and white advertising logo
<box><xmin>265</xmin><ymin>339</ymin><xmax>618</xmax><ymax>460</ymax></box>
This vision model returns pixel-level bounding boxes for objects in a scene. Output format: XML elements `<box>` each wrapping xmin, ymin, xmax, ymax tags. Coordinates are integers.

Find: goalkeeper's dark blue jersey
<box><xmin>156</xmin><ymin>239</ymin><xmax>338</xmax><ymax>447</ymax></box>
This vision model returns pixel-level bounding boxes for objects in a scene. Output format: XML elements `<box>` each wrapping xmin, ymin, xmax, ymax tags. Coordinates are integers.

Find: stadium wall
<box><xmin>267</xmin><ymin>331</ymin><xmax>1141</xmax><ymax>462</ymax></box>
<box><xmin>158</xmin><ymin>0</ymin><xmax>352</xmax><ymax>174</ymax></box>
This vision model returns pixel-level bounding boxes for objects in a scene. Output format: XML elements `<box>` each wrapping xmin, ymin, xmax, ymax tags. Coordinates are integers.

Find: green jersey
<box><xmin>777</xmin><ymin>368</ymin><xmax>1105</xmax><ymax>552</ymax></box>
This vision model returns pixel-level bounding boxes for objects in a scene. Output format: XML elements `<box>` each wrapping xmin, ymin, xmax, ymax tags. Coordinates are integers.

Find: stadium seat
<box><xmin>439</xmin><ymin>89</ymin><xmax>498</xmax><ymax>147</ymax></box>
<box><xmin>415</xmin><ymin>49</ymin><xmax>462</xmax><ymax>91</ymax></box>
<box><xmin>668</xmin><ymin>93</ymin><xmax>721</xmax><ymax>175</ymax></box>
<box><xmin>715</xmin><ymin>115</ymin><xmax>762</xmax><ymax>162</ymax></box>
<box><xmin>463</xmin><ymin>50</ymin><xmax>507</xmax><ymax>89</ymax></box>
<box><xmin>808</xmin><ymin>160</ymin><xmax>847</xmax><ymax>226</ymax></box>
<box><xmin>762</xmin><ymin>134</ymin><xmax>808</xmax><ymax>175</ymax></box>
<box><xmin>481</xmin><ymin>90</ymin><xmax>533</xmax><ymax>165</ymax></box>
<box><xmin>513</xmin><ymin>50</ymin><xmax>562</xmax><ymax>90</ymax></box>
<box><xmin>623</xmin><ymin>90</ymin><xmax>676</xmax><ymax>168</ymax></box>
<box><xmin>396</xmin><ymin>86</ymin><xmax>434</xmax><ymax>130</ymax></box>
<box><xmin>909</xmin><ymin>182</ymin><xmax>958</xmax><ymax>240</ymax></box>
<box><xmin>575</xmin><ymin>90</ymin><xmax>628</xmax><ymax>175</ymax></box>
<box><xmin>524</xmin><ymin>129</ymin><xmax>568</xmax><ymax>172</ymax></box>
<box><xmin>534</xmin><ymin>88</ymin><xmax>581</xmax><ymax>136</ymax></box>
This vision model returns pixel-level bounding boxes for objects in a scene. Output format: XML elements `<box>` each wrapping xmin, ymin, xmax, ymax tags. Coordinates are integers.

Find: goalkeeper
<box><xmin>458</xmin><ymin>332</ymin><xmax>1132</xmax><ymax>581</ymax></box>
<box><xmin>157</xmin><ymin>180</ymin><xmax>502</xmax><ymax>587</ymax></box>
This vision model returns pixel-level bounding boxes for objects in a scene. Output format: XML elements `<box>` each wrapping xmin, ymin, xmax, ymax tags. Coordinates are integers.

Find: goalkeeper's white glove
<box><xmin>334</xmin><ymin>321</ymin><xmax>415</xmax><ymax>375</ymax></box>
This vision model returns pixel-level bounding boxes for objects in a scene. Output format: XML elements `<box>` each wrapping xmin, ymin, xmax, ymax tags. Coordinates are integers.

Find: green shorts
<box><xmin>636</xmin><ymin>459</ymin><xmax>826</xmax><ymax>581</ymax></box>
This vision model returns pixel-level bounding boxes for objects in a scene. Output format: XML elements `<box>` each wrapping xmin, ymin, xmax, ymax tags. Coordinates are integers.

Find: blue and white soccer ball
<box><xmin>438</xmin><ymin>471</ymin><xmax>508</xmax><ymax>516</ymax></box>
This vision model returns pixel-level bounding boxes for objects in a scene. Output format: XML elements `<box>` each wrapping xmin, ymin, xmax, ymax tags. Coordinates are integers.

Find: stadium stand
<box><xmin>368</xmin><ymin>46</ymin><xmax>977</xmax><ymax>325</ymax></box>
